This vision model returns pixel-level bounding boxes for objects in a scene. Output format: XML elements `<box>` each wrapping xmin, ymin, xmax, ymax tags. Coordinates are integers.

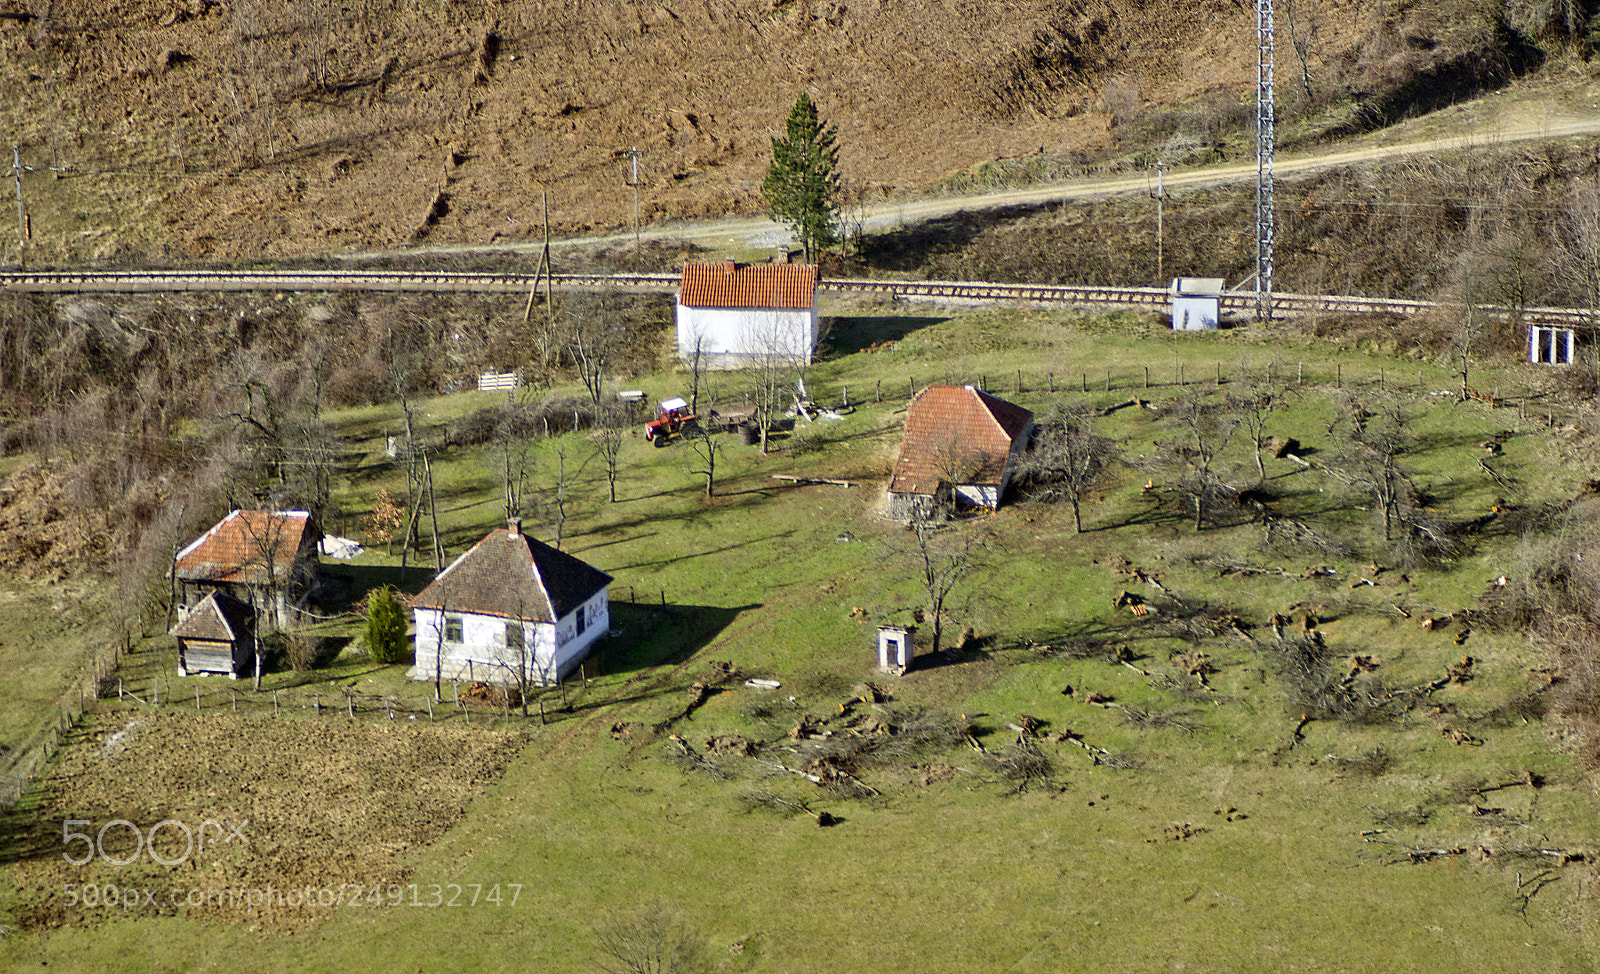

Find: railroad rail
<box><xmin>0</xmin><ymin>269</ymin><xmax>1592</xmax><ymax>327</ymax></box>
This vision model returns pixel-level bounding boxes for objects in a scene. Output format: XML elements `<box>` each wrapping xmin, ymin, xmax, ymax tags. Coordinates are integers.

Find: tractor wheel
<box><xmin>681</xmin><ymin>419</ymin><xmax>702</xmax><ymax>436</ymax></box>
<box><xmin>652</xmin><ymin>434</ymin><xmax>669</xmax><ymax>448</ymax></box>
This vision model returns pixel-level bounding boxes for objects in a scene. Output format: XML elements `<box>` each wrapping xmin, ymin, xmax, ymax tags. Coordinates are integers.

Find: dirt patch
<box><xmin>907</xmin><ymin>763</ymin><xmax>957</xmax><ymax>787</ymax></box>
<box><xmin>8</xmin><ymin>712</ymin><xmax>526</xmax><ymax>931</ymax></box>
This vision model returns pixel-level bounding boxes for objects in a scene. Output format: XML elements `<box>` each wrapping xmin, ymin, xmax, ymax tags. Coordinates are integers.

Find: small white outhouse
<box><xmin>1171</xmin><ymin>278</ymin><xmax>1224</xmax><ymax>331</ymax></box>
<box><xmin>877</xmin><ymin>625</ymin><xmax>916</xmax><ymax>673</ymax></box>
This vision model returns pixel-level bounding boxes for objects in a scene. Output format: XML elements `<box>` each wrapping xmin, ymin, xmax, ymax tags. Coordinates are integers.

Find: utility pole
<box><xmin>1256</xmin><ymin>0</ymin><xmax>1276</xmax><ymax>322</ymax></box>
<box><xmin>625</xmin><ymin>145</ymin><xmax>640</xmax><ymax>267</ymax></box>
<box><xmin>11</xmin><ymin>145</ymin><xmax>29</xmax><ymax>269</ymax></box>
<box><xmin>1149</xmin><ymin>161</ymin><xmax>1168</xmax><ymax>283</ymax></box>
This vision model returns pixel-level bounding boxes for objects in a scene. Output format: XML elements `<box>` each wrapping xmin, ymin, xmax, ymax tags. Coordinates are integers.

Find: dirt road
<box><xmin>361</xmin><ymin>108</ymin><xmax>1600</xmax><ymax>260</ymax></box>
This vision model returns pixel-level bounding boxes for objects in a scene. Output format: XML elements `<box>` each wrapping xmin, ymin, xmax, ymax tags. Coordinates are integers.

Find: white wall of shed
<box><xmin>1171</xmin><ymin>295</ymin><xmax>1220</xmax><ymax>331</ymax></box>
<box><xmin>676</xmin><ymin>303</ymin><xmax>816</xmax><ymax>368</ymax></box>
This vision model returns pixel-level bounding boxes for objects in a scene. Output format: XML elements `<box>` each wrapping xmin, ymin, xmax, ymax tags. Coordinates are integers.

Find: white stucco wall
<box><xmin>676</xmin><ymin>304</ymin><xmax>817</xmax><ymax>368</ymax></box>
<box><xmin>412</xmin><ymin>588</ymin><xmax>608</xmax><ymax>685</ymax></box>
<box><xmin>1171</xmin><ymin>296</ymin><xmax>1220</xmax><ymax>331</ymax></box>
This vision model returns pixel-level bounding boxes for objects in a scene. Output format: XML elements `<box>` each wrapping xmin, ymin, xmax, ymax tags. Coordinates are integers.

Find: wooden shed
<box><xmin>172</xmin><ymin>590</ymin><xmax>256</xmax><ymax>678</ymax></box>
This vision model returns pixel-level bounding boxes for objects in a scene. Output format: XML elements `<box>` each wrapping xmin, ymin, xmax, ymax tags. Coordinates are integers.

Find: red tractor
<box><xmin>644</xmin><ymin>397</ymin><xmax>698</xmax><ymax>446</ymax></box>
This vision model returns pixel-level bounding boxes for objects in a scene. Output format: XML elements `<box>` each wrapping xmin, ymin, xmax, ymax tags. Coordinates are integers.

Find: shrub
<box><xmin>365</xmin><ymin>587</ymin><xmax>409</xmax><ymax>664</ymax></box>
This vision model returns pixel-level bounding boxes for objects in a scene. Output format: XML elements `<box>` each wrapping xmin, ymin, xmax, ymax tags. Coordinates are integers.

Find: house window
<box><xmin>504</xmin><ymin>622</ymin><xmax>525</xmax><ymax>651</ymax></box>
<box><xmin>444</xmin><ymin>616</ymin><xmax>463</xmax><ymax>643</ymax></box>
<box><xmin>575</xmin><ymin>605</ymin><xmax>587</xmax><ymax>637</ymax></box>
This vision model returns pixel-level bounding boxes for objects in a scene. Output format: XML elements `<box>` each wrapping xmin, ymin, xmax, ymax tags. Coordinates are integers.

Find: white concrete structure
<box><xmin>1530</xmin><ymin>325</ymin><xmax>1576</xmax><ymax>365</ymax></box>
<box><xmin>877</xmin><ymin>625</ymin><xmax>915</xmax><ymax>673</ymax></box>
<box><xmin>409</xmin><ymin>520</ymin><xmax>612</xmax><ymax>686</ymax></box>
<box><xmin>1171</xmin><ymin>277</ymin><xmax>1225</xmax><ymax>331</ymax></box>
<box><xmin>676</xmin><ymin>262</ymin><xmax>818</xmax><ymax>369</ymax></box>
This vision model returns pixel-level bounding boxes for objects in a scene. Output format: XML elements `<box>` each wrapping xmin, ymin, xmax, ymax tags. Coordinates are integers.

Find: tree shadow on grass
<box><xmin>555</xmin><ymin>601</ymin><xmax>760</xmax><ymax>708</ymax></box>
<box><xmin>826</xmin><ymin>316</ymin><xmax>951</xmax><ymax>355</ymax></box>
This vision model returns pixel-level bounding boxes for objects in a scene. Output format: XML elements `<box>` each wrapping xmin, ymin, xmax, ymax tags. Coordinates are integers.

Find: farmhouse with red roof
<box><xmin>888</xmin><ymin>385</ymin><xmax>1034</xmax><ymax>517</ymax></box>
<box><xmin>173</xmin><ymin>509</ymin><xmax>320</xmax><ymax>630</ymax></box>
<box><xmin>675</xmin><ymin>261</ymin><xmax>818</xmax><ymax>369</ymax></box>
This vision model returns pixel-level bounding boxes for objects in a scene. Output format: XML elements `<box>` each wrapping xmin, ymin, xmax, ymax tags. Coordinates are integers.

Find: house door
<box><xmin>885</xmin><ymin>637</ymin><xmax>900</xmax><ymax>667</ymax></box>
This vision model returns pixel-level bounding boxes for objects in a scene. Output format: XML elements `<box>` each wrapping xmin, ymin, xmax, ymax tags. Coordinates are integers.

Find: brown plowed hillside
<box><xmin>0</xmin><ymin>0</ymin><xmax>1531</xmax><ymax>260</ymax></box>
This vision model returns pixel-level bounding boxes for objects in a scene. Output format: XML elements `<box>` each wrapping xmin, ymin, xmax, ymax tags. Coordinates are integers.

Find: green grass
<box><xmin>3</xmin><ymin>304</ymin><xmax>1598</xmax><ymax>971</ymax></box>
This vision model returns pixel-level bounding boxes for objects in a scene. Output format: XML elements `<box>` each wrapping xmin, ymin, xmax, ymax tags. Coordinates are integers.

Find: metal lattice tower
<box><xmin>1256</xmin><ymin>0</ymin><xmax>1275</xmax><ymax>322</ymax></box>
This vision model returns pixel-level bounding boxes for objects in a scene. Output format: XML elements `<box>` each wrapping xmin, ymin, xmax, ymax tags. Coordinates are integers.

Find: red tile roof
<box><xmin>174</xmin><ymin>510</ymin><xmax>315</xmax><ymax>585</ymax></box>
<box><xmin>889</xmin><ymin>386</ymin><xmax>1033</xmax><ymax>496</ymax></box>
<box><xmin>678</xmin><ymin>262</ymin><xmax>817</xmax><ymax>310</ymax></box>
<box><xmin>410</xmin><ymin>525</ymin><xmax>613</xmax><ymax>623</ymax></box>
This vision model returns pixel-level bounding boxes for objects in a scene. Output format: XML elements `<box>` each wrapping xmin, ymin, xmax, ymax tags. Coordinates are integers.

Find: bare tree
<box><xmin>1228</xmin><ymin>369</ymin><xmax>1285</xmax><ymax>483</ymax></box>
<box><xmin>1324</xmin><ymin>395</ymin><xmax>1433</xmax><ymax>549</ymax></box>
<box><xmin>1282</xmin><ymin>0</ymin><xmax>1319</xmax><ymax>104</ymax></box>
<box><xmin>902</xmin><ymin>512</ymin><xmax>987</xmax><ymax>656</ymax></box>
<box><xmin>590</xmin><ymin>403</ymin><xmax>628</xmax><ymax>503</ymax></box>
<box><xmin>1163</xmin><ymin>393</ymin><xmax>1240</xmax><ymax>531</ymax></box>
<box><xmin>1551</xmin><ymin>182</ymin><xmax>1600</xmax><ymax>385</ymax></box>
<box><xmin>541</xmin><ymin>441</ymin><xmax>591</xmax><ymax>550</ymax></box>
<box><xmin>685</xmin><ymin>333</ymin><xmax>707</xmax><ymax>415</ymax></box>
<box><xmin>1018</xmin><ymin>404</ymin><xmax>1118</xmax><ymax>533</ymax></box>
<box><xmin>739</xmin><ymin>318</ymin><xmax>808</xmax><ymax>454</ymax></box>
<box><xmin>562</xmin><ymin>290</ymin><xmax>623</xmax><ymax>409</ymax></box>
<box><xmin>594</xmin><ymin>904</ymin><xmax>707</xmax><ymax>974</ymax></box>
<box><xmin>686</xmin><ymin>420</ymin><xmax>723</xmax><ymax>499</ymax></box>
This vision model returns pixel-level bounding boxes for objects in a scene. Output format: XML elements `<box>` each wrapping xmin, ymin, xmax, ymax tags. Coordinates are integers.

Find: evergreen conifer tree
<box><xmin>761</xmin><ymin>94</ymin><xmax>840</xmax><ymax>262</ymax></box>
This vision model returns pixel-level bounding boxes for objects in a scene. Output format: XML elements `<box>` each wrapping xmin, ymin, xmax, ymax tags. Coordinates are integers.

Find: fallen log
<box><xmin>770</xmin><ymin>474</ymin><xmax>854</xmax><ymax>488</ymax></box>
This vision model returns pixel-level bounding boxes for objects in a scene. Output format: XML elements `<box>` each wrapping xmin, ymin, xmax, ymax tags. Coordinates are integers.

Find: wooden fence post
<box><xmin>1336</xmin><ymin>364</ymin><xmax>1341</xmax><ymax>389</ymax></box>
<box><xmin>1048</xmin><ymin>372</ymin><xmax>1055</xmax><ymax>393</ymax></box>
<box><xmin>1081</xmin><ymin>372</ymin><xmax>1087</xmax><ymax>392</ymax></box>
<box><xmin>1105</xmin><ymin>368</ymin><xmax>1111</xmax><ymax>392</ymax></box>
<box><xmin>875</xmin><ymin>379</ymin><xmax>882</xmax><ymax>403</ymax></box>
<box><xmin>1016</xmin><ymin>369</ymin><xmax>1023</xmax><ymax>394</ymax></box>
<box><xmin>1144</xmin><ymin>366</ymin><xmax>1149</xmax><ymax>390</ymax></box>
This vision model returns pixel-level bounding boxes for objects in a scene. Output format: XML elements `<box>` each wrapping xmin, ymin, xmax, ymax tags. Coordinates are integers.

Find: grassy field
<box><xmin>2</xmin><ymin>301</ymin><xmax>1597</xmax><ymax>971</ymax></box>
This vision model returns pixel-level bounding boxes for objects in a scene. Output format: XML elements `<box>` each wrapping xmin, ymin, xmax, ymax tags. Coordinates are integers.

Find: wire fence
<box><xmin>0</xmin><ymin>638</ymin><xmax>125</xmax><ymax>812</ymax></box>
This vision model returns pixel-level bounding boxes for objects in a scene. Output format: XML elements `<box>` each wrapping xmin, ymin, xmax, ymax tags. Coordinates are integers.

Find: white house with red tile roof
<box><xmin>174</xmin><ymin>510</ymin><xmax>319</xmax><ymax>629</ymax></box>
<box><xmin>888</xmin><ymin>385</ymin><xmax>1033</xmax><ymax>516</ymax></box>
<box><xmin>675</xmin><ymin>261</ymin><xmax>818</xmax><ymax>369</ymax></box>
<box><xmin>408</xmin><ymin>519</ymin><xmax>613</xmax><ymax>686</ymax></box>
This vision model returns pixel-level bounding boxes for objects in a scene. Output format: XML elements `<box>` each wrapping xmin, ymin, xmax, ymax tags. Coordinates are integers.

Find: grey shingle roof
<box><xmin>410</xmin><ymin>526</ymin><xmax>612</xmax><ymax>622</ymax></box>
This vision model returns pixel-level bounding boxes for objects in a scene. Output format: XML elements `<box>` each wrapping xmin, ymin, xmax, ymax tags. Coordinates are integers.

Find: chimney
<box><xmin>507</xmin><ymin>517</ymin><xmax>522</xmax><ymax>537</ymax></box>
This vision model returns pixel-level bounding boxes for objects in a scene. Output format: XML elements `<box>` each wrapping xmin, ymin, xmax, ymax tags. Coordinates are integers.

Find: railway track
<box><xmin>0</xmin><ymin>269</ymin><xmax>1592</xmax><ymax>327</ymax></box>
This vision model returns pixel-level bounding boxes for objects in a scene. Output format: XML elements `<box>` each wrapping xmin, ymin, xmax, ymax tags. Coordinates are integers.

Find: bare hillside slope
<box><xmin>0</xmin><ymin>0</ymin><xmax>1558</xmax><ymax>260</ymax></box>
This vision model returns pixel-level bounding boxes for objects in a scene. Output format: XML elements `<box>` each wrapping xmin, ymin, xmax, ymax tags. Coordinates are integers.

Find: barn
<box><xmin>172</xmin><ymin>590</ymin><xmax>256</xmax><ymax>678</ymax></box>
<box><xmin>409</xmin><ymin>519</ymin><xmax>613</xmax><ymax>686</ymax></box>
<box><xmin>675</xmin><ymin>261</ymin><xmax>818</xmax><ymax>369</ymax></box>
<box><xmin>174</xmin><ymin>509</ymin><xmax>320</xmax><ymax>630</ymax></box>
<box><xmin>887</xmin><ymin>385</ymin><xmax>1034</xmax><ymax>518</ymax></box>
